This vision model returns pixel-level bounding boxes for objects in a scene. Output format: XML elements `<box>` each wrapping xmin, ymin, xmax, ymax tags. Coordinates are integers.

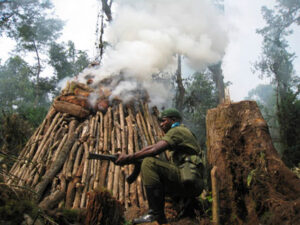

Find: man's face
<box><xmin>159</xmin><ymin>117</ymin><xmax>173</xmax><ymax>133</ymax></box>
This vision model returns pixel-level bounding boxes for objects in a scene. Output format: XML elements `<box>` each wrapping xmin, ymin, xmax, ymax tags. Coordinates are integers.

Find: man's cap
<box><xmin>160</xmin><ymin>108</ymin><xmax>182</xmax><ymax>120</ymax></box>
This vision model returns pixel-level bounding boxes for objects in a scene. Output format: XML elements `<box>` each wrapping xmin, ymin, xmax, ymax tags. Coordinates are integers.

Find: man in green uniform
<box><xmin>116</xmin><ymin>108</ymin><xmax>203</xmax><ymax>224</ymax></box>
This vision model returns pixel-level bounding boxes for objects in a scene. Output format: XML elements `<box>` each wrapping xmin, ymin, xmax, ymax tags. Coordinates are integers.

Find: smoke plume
<box><xmin>78</xmin><ymin>0</ymin><xmax>229</xmax><ymax>108</ymax></box>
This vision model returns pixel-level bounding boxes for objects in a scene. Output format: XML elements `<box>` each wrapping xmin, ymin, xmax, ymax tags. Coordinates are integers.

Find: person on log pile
<box><xmin>116</xmin><ymin>108</ymin><xmax>204</xmax><ymax>224</ymax></box>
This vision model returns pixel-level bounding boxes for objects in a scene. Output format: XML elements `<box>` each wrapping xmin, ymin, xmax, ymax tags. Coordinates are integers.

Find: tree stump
<box><xmin>85</xmin><ymin>189</ymin><xmax>125</xmax><ymax>225</ymax></box>
<box><xmin>206</xmin><ymin>101</ymin><xmax>300</xmax><ymax>225</ymax></box>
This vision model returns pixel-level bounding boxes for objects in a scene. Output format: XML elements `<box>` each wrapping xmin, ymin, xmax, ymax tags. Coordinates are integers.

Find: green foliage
<box><xmin>247</xmin><ymin>169</ymin><xmax>257</xmax><ymax>187</ymax></box>
<box><xmin>59</xmin><ymin>208</ymin><xmax>83</xmax><ymax>224</ymax></box>
<box><xmin>1</xmin><ymin>0</ymin><xmax>63</xmax><ymax>110</ymax></box>
<box><xmin>18</xmin><ymin>105</ymin><xmax>48</xmax><ymax>127</ymax></box>
<box><xmin>0</xmin><ymin>56</ymin><xmax>51</xmax><ymax>127</ymax></box>
<box><xmin>0</xmin><ymin>112</ymin><xmax>33</xmax><ymax>169</ymax></box>
<box><xmin>182</xmin><ymin>71</ymin><xmax>218</xmax><ymax>150</ymax></box>
<box><xmin>0</xmin><ymin>183</ymin><xmax>39</xmax><ymax>225</ymax></box>
<box><xmin>246</xmin><ymin>84</ymin><xmax>282</xmax><ymax>151</ymax></box>
<box><xmin>0</xmin><ymin>199</ymin><xmax>38</xmax><ymax>224</ymax></box>
<box><xmin>278</xmin><ymin>90</ymin><xmax>300</xmax><ymax>167</ymax></box>
<box><xmin>0</xmin><ymin>1</ymin><xmax>89</xmax><ymax>129</ymax></box>
<box><xmin>254</xmin><ymin>0</ymin><xmax>300</xmax><ymax>167</ymax></box>
<box><xmin>0</xmin><ymin>0</ymin><xmax>53</xmax><ymax>37</ymax></box>
<box><xmin>0</xmin><ymin>56</ymin><xmax>34</xmax><ymax>110</ymax></box>
<box><xmin>49</xmin><ymin>41</ymin><xmax>89</xmax><ymax>81</ymax></box>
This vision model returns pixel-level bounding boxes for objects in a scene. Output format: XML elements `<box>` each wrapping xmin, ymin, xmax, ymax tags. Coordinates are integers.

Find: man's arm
<box><xmin>115</xmin><ymin>140</ymin><xmax>169</xmax><ymax>165</ymax></box>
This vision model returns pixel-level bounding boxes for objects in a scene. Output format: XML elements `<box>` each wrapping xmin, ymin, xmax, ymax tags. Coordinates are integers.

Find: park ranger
<box><xmin>116</xmin><ymin>108</ymin><xmax>204</xmax><ymax>224</ymax></box>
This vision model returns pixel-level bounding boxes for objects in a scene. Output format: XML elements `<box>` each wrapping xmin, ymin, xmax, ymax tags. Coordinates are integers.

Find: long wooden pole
<box><xmin>211</xmin><ymin>166</ymin><xmax>220</xmax><ymax>225</ymax></box>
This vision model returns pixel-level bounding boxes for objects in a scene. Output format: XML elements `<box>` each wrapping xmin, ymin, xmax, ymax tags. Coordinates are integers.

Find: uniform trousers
<box><xmin>141</xmin><ymin>157</ymin><xmax>202</xmax><ymax>197</ymax></box>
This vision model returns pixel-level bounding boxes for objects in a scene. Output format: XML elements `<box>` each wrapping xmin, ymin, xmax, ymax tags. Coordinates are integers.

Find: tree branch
<box><xmin>101</xmin><ymin>0</ymin><xmax>112</xmax><ymax>22</ymax></box>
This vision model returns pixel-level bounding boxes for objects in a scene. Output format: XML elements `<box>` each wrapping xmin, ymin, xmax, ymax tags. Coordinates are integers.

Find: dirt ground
<box><xmin>124</xmin><ymin>202</ymin><xmax>210</xmax><ymax>225</ymax></box>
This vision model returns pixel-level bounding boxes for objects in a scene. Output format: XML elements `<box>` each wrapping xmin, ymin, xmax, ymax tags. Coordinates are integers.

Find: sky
<box><xmin>1</xmin><ymin>0</ymin><xmax>299</xmax><ymax>102</ymax></box>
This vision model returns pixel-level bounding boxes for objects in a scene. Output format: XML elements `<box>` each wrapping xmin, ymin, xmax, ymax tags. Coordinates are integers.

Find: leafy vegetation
<box><xmin>0</xmin><ymin>0</ymin><xmax>89</xmax><ymax>170</ymax></box>
<box><xmin>0</xmin><ymin>112</ymin><xmax>33</xmax><ymax>170</ymax></box>
<box><xmin>252</xmin><ymin>0</ymin><xmax>300</xmax><ymax>167</ymax></box>
<box><xmin>181</xmin><ymin>71</ymin><xmax>218</xmax><ymax>150</ymax></box>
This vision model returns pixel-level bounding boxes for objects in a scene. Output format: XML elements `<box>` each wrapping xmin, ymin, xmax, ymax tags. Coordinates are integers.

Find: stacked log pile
<box><xmin>6</xmin><ymin>80</ymin><xmax>165</xmax><ymax>211</ymax></box>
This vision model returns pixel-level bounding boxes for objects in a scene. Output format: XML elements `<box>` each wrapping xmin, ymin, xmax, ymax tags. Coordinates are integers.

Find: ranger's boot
<box><xmin>132</xmin><ymin>185</ymin><xmax>167</xmax><ymax>224</ymax></box>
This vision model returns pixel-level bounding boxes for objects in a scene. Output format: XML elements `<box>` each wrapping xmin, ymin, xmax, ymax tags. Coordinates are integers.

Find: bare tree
<box><xmin>208</xmin><ymin>62</ymin><xmax>225</xmax><ymax>104</ymax></box>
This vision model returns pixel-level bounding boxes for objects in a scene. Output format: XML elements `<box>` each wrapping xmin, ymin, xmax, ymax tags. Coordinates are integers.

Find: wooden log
<box><xmin>35</xmin><ymin>129</ymin><xmax>78</xmax><ymax>201</ymax></box>
<box><xmin>119</xmin><ymin>104</ymin><xmax>126</xmax><ymax>153</ymax></box>
<box><xmin>113</xmin><ymin>109</ymin><xmax>121</xmax><ymax>199</ymax></box>
<box><xmin>94</xmin><ymin>112</ymin><xmax>104</xmax><ymax>189</ymax></box>
<box><xmin>98</xmin><ymin>108</ymin><xmax>111</xmax><ymax>188</ymax></box>
<box><xmin>72</xmin><ymin>184</ymin><xmax>83</xmax><ymax>209</ymax></box>
<box><xmin>98</xmin><ymin>112</ymin><xmax>104</xmax><ymax>152</ymax></box>
<box><xmin>108</xmin><ymin>106</ymin><xmax>112</xmax><ymax>151</ymax></box>
<box><xmin>31</xmin><ymin>164</ymin><xmax>46</xmax><ymax>187</ymax></box>
<box><xmin>92</xmin><ymin>113</ymin><xmax>101</xmax><ymax>190</ymax></box>
<box><xmin>59</xmin><ymin>121</ymin><xmax>78</xmax><ymax>177</ymax></box>
<box><xmin>81</xmin><ymin>142</ymin><xmax>90</xmax><ymax>185</ymax></box>
<box><xmin>142</xmin><ymin>102</ymin><xmax>155</xmax><ymax>144</ymax></box>
<box><xmin>65</xmin><ymin>160</ymin><xmax>84</xmax><ymax>208</ymax></box>
<box><xmin>118</xmin><ymin>104</ymin><xmax>126</xmax><ymax>203</ymax></box>
<box><xmin>107</xmin><ymin>128</ymin><xmax>115</xmax><ymax>192</ymax></box>
<box><xmin>36</xmin><ymin>135</ymin><xmax>56</xmax><ymax>164</ymax></box>
<box><xmin>23</xmin><ymin>164</ymin><xmax>38</xmax><ymax>187</ymax></box>
<box><xmin>51</xmin><ymin>133</ymin><xmax>68</xmax><ymax>163</ymax></box>
<box><xmin>65</xmin><ymin>141</ymin><xmax>79</xmax><ymax>179</ymax></box>
<box><xmin>58</xmin><ymin>173</ymin><xmax>67</xmax><ymax>192</ymax></box>
<box><xmin>119</xmin><ymin>168</ymin><xmax>126</xmax><ymax>205</ymax></box>
<box><xmin>46</xmin><ymin>141</ymin><xmax>60</xmax><ymax>166</ymax></box>
<box><xmin>124</xmin><ymin>127</ymin><xmax>130</xmax><ymax>209</ymax></box>
<box><xmin>88</xmin><ymin>116</ymin><xmax>96</xmax><ymax>192</ymax></box>
<box><xmin>32</xmin><ymin>112</ymin><xmax>63</xmax><ymax>162</ymax></box>
<box><xmin>211</xmin><ymin>166</ymin><xmax>220</xmax><ymax>225</ymax></box>
<box><xmin>137</xmin><ymin>112</ymin><xmax>151</xmax><ymax>145</ymax></box>
<box><xmin>80</xmin><ymin>184</ymin><xmax>89</xmax><ymax>208</ymax></box>
<box><xmin>135</xmin><ymin>113</ymin><xmax>148</xmax><ymax>148</ymax></box>
<box><xmin>58</xmin><ymin>95</ymin><xmax>90</xmax><ymax>109</ymax></box>
<box><xmin>51</xmin><ymin>177</ymin><xmax>59</xmax><ymax>194</ymax></box>
<box><xmin>72</xmin><ymin>121</ymin><xmax>89</xmax><ymax>177</ymax></box>
<box><xmin>126</xmin><ymin>115</ymin><xmax>138</xmax><ymax>206</ymax></box>
<box><xmin>68</xmin><ymin>119</ymin><xmax>79</xmax><ymax>136</ymax></box>
<box><xmin>39</xmin><ymin>190</ymin><xmax>65</xmax><ymax>211</ymax></box>
<box><xmin>88</xmin><ymin>141</ymin><xmax>96</xmax><ymax>192</ymax></box>
<box><xmin>119</xmin><ymin>104</ymin><xmax>128</xmax><ymax>206</ymax></box>
<box><xmin>133</xmin><ymin>124</ymin><xmax>145</xmax><ymax>206</ymax></box>
<box><xmin>53</xmin><ymin>100</ymin><xmax>90</xmax><ymax>118</ymax></box>
<box><xmin>16</xmin><ymin>114</ymin><xmax>63</xmax><ymax>184</ymax></box>
<box><xmin>103</xmin><ymin>109</ymin><xmax>109</xmax><ymax>152</ymax></box>
<box><xmin>72</xmin><ymin>144</ymin><xmax>84</xmax><ymax>177</ymax></box>
<box><xmin>79</xmin><ymin>141</ymin><xmax>91</xmax><ymax>208</ymax></box>
<box><xmin>152</xmin><ymin>113</ymin><xmax>164</xmax><ymax>141</ymax></box>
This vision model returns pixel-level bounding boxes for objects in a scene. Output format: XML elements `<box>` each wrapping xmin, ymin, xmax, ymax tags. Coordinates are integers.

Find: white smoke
<box><xmin>78</xmin><ymin>0</ymin><xmax>229</xmax><ymax>107</ymax></box>
<box><xmin>57</xmin><ymin>76</ymin><xmax>72</xmax><ymax>91</ymax></box>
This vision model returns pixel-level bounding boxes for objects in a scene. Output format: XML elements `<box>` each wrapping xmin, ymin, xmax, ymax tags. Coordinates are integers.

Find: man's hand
<box><xmin>115</xmin><ymin>153</ymin><xmax>135</xmax><ymax>166</ymax></box>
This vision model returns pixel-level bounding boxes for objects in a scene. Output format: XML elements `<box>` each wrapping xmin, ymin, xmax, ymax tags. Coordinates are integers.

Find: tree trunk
<box><xmin>85</xmin><ymin>189</ymin><xmax>124</xmax><ymax>225</ymax></box>
<box><xmin>206</xmin><ymin>101</ymin><xmax>300</xmax><ymax>225</ymax></box>
<box><xmin>175</xmin><ymin>54</ymin><xmax>185</xmax><ymax>112</ymax></box>
<box><xmin>208</xmin><ymin>62</ymin><xmax>225</xmax><ymax>104</ymax></box>
<box><xmin>101</xmin><ymin>0</ymin><xmax>112</xmax><ymax>21</ymax></box>
<box><xmin>33</xmin><ymin>40</ymin><xmax>41</xmax><ymax>107</ymax></box>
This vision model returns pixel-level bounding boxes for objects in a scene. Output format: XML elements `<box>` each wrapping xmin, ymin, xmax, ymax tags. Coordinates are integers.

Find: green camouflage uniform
<box><xmin>141</xmin><ymin>124</ymin><xmax>203</xmax><ymax>197</ymax></box>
